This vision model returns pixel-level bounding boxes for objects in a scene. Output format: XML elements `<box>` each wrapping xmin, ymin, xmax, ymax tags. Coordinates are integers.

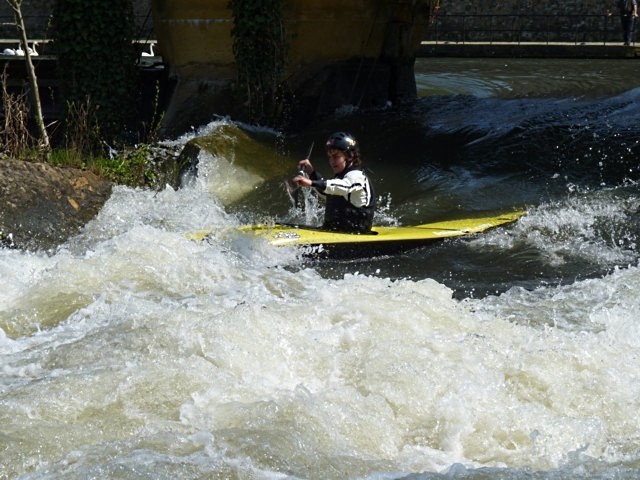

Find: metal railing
<box><xmin>425</xmin><ymin>13</ymin><xmax>628</xmax><ymax>45</ymax></box>
<box><xmin>2</xmin><ymin>13</ymin><xmax>631</xmax><ymax>49</ymax></box>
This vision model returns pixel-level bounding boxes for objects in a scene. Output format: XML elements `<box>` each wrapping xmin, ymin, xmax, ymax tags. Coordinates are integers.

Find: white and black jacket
<box><xmin>309</xmin><ymin>166</ymin><xmax>376</xmax><ymax>233</ymax></box>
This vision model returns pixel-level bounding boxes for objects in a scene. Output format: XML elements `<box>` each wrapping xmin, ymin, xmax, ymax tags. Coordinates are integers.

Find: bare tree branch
<box><xmin>5</xmin><ymin>0</ymin><xmax>51</xmax><ymax>157</ymax></box>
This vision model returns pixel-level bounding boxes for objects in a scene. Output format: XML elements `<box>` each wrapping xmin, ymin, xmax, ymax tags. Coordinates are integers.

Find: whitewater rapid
<box><xmin>2</xmin><ymin>137</ymin><xmax>640</xmax><ymax>479</ymax></box>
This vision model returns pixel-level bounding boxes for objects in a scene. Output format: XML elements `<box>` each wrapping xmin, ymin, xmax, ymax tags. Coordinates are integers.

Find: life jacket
<box><xmin>322</xmin><ymin>167</ymin><xmax>376</xmax><ymax>233</ymax></box>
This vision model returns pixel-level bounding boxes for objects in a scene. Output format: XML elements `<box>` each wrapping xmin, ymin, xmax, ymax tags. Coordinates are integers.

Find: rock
<box><xmin>0</xmin><ymin>159</ymin><xmax>112</xmax><ymax>250</ymax></box>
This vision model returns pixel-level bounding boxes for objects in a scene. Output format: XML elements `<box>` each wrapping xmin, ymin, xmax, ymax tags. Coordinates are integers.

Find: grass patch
<box><xmin>47</xmin><ymin>144</ymin><xmax>159</xmax><ymax>187</ymax></box>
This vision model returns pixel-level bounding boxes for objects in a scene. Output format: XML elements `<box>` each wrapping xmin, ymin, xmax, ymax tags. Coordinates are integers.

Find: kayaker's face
<box><xmin>327</xmin><ymin>148</ymin><xmax>348</xmax><ymax>174</ymax></box>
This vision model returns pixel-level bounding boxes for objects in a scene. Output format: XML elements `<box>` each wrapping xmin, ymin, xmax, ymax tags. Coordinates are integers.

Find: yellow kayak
<box><xmin>188</xmin><ymin>209</ymin><xmax>526</xmax><ymax>258</ymax></box>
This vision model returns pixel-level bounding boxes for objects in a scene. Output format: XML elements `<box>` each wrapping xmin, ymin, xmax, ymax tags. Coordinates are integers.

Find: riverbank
<box><xmin>0</xmin><ymin>159</ymin><xmax>112</xmax><ymax>250</ymax></box>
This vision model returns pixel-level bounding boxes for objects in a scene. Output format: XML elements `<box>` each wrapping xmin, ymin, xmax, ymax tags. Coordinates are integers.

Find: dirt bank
<box><xmin>0</xmin><ymin>159</ymin><xmax>112</xmax><ymax>250</ymax></box>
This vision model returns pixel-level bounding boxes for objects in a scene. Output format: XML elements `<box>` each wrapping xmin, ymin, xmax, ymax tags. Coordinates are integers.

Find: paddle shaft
<box><xmin>293</xmin><ymin>142</ymin><xmax>314</xmax><ymax>208</ymax></box>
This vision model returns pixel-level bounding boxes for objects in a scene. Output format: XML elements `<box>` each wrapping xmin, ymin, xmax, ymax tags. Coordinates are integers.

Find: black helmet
<box><xmin>326</xmin><ymin>132</ymin><xmax>359</xmax><ymax>155</ymax></box>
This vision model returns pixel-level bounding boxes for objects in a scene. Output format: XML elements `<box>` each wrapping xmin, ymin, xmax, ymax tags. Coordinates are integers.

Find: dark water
<box><xmin>241</xmin><ymin>58</ymin><xmax>640</xmax><ymax>299</ymax></box>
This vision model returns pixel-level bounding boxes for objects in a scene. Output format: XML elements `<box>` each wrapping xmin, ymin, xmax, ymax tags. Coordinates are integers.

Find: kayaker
<box><xmin>292</xmin><ymin>132</ymin><xmax>376</xmax><ymax>233</ymax></box>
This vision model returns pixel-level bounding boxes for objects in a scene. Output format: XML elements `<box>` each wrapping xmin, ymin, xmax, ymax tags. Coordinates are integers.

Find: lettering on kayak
<box><xmin>298</xmin><ymin>244</ymin><xmax>325</xmax><ymax>256</ymax></box>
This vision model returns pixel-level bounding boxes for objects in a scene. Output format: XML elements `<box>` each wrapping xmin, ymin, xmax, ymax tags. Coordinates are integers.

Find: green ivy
<box><xmin>52</xmin><ymin>0</ymin><xmax>137</xmax><ymax>148</ymax></box>
<box><xmin>228</xmin><ymin>0</ymin><xmax>289</xmax><ymax>124</ymax></box>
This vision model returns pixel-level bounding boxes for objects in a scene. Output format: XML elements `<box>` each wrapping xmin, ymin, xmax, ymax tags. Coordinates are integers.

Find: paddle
<box><xmin>285</xmin><ymin>142</ymin><xmax>314</xmax><ymax>209</ymax></box>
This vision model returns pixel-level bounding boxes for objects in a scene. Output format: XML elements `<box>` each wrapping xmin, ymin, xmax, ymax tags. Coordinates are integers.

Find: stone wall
<box><xmin>437</xmin><ymin>0</ymin><xmax>613</xmax><ymax>15</ymax></box>
<box><xmin>430</xmin><ymin>0</ymin><xmax>623</xmax><ymax>43</ymax></box>
<box><xmin>0</xmin><ymin>0</ymin><xmax>152</xmax><ymax>39</ymax></box>
<box><xmin>1</xmin><ymin>1</ymin><xmax>622</xmax><ymax>43</ymax></box>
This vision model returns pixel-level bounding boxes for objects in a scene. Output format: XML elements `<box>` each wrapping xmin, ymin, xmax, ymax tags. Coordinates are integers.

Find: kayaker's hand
<box><xmin>293</xmin><ymin>175</ymin><xmax>312</xmax><ymax>187</ymax></box>
<box><xmin>298</xmin><ymin>159</ymin><xmax>314</xmax><ymax>175</ymax></box>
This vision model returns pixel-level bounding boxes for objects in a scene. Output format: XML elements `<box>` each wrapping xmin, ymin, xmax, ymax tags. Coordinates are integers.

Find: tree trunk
<box><xmin>7</xmin><ymin>0</ymin><xmax>51</xmax><ymax>158</ymax></box>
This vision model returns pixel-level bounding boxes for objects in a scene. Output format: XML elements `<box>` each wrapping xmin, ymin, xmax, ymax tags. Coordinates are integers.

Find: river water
<box><xmin>2</xmin><ymin>58</ymin><xmax>640</xmax><ymax>479</ymax></box>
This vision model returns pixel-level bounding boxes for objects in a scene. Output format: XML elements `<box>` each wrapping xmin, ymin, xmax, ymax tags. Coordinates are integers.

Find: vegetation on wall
<box><xmin>228</xmin><ymin>0</ymin><xmax>289</xmax><ymax>125</ymax></box>
<box><xmin>52</xmin><ymin>0</ymin><xmax>138</xmax><ymax>150</ymax></box>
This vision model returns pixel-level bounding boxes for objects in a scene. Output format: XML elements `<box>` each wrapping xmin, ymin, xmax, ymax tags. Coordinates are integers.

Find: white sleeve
<box><xmin>323</xmin><ymin>170</ymin><xmax>373</xmax><ymax>207</ymax></box>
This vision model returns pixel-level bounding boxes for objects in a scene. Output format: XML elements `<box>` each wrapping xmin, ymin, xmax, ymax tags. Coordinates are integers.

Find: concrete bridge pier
<box><xmin>151</xmin><ymin>0</ymin><xmax>437</xmax><ymax>136</ymax></box>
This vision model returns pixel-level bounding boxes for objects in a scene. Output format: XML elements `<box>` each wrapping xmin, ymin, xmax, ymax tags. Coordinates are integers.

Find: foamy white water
<box><xmin>2</xmin><ymin>122</ymin><xmax>640</xmax><ymax>479</ymax></box>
